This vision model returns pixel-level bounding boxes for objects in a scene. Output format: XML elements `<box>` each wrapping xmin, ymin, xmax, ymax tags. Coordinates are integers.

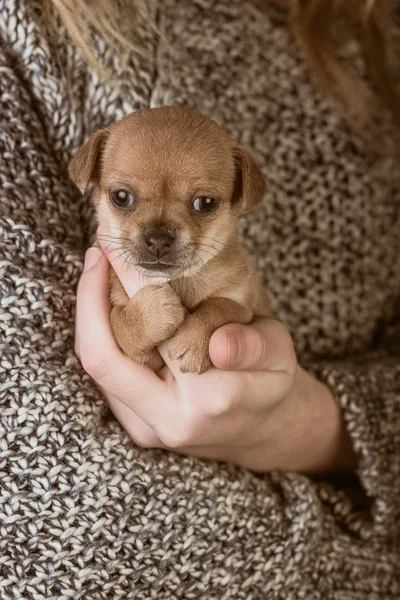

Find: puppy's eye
<box><xmin>192</xmin><ymin>196</ymin><xmax>218</xmax><ymax>213</ymax></box>
<box><xmin>110</xmin><ymin>189</ymin><xmax>135</xmax><ymax>208</ymax></box>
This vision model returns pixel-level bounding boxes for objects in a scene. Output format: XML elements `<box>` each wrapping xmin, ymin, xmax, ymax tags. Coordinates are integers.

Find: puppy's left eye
<box><xmin>110</xmin><ymin>189</ymin><xmax>135</xmax><ymax>208</ymax></box>
<box><xmin>192</xmin><ymin>196</ymin><xmax>218</xmax><ymax>213</ymax></box>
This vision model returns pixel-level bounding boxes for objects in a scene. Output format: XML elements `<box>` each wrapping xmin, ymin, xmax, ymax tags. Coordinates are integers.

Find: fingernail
<box><xmin>83</xmin><ymin>247</ymin><xmax>101</xmax><ymax>271</ymax></box>
<box><xmin>227</xmin><ymin>334</ymin><xmax>242</xmax><ymax>366</ymax></box>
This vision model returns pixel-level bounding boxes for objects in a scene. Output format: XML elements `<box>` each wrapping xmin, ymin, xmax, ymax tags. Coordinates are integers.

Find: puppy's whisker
<box><xmin>96</xmin><ymin>232</ymin><xmax>125</xmax><ymax>239</ymax></box>
<box><xmin>107</xmin><ymin>225</ymin><xmax>134</xmax><ymax>236</ymax></box>
<box><xmin>191</xmin><ymin>242</ymin><xmax>224</xmax><ymax>258</ymax></box>
<box><xmin>194</xmin><ymin>247</ymin><xmax>218</xmax><ymax>260</ymax></box>
<box><xmin>104</xmin><ymin>248</ymin><xmax>126</xmax><ymax>257</ymax></box>
<box><xmin>186</xmin><ymin>251</ymin><xmax>200</xmax><ymax>270</ymax></box>
<box><xmin>97</xmin><ymin>241</ymin><xmax>129</xmax><ymax>251</ymax></box>
<box><xmin>187</xmin><ymin>242</ymin><xmax>219</xmax><ymax>251</ymax></box>
<box><xmin>189</xmin><ymin>250</ymin><xmax>207</xmax><ymax>272</ymax></box>
<box><xmin>104</xmin><ymin>241</ymin><xmax>114</xmax><ymax>254</ymax></box>
<box><xmin>95</xmin><ymin>238</ymin><xmax>126</xmax><ymax>247</ymax></box>
<box><xmin>201</xmin><ymin>246</ymin><xmax>226</xmax><ymax>266</ymax></box>
<box><xmin>95</xmin><ymin>242</ymin><xmax>117</xmax><ymax>262</ymax></box>
<box><xmin>110</xmin><ymin>250</ymin><xmax>131</xmax><ymax>265</ymax></box>
<box><xmin>188</xmin><ymin>241</ymin><xmax>219</xmax><ymax>251</ymax></box>
<box><xmin>198</xmin><ymin>236</ymin><xmax>236</xmax><ymax>249</ymax></box>
<box><xmin>96</xmin><ymin>233</ymin><xmax>132</xmax><ymax>243</ymax></box>
<box><xmin>193</xmin><ymin>243</ymin><xmax>231</xmax><ymax>266</ymax></box>
<box><xmin>96</xmin><ymin>242</ymin><xmax>127</xmax><ymax>255</ymax></box>
<box><xmin>188</xmin><ymin>244</ymin><xmax>225</xmax><ymax>267</ymax></box>
<box><xmin>117</xmin><ymin>250</ymin><xmax>138</xmax><ymax>272</ymax></box>
<box><xmin>107</xmin><ymin>224</ymin><xmax>130</xmax><ymax>233</ymax></box>
<box><xmin>101</xmin><ymin>248</ymin><xmax>123</xmax><ymax>258</ymax></box>
<box><xmin>122</xmin><ymin>251</ymin><xmax>134</xmax><ymax>271</ymax></box>
<box><xmin>98</xmin><ymin>239</ymin><xmax>129</xmax><ymax>258</ymax></box>
<box><xmin>200</xmin><ymin>249</ymin><xmax>225</xmax><ymax>267</ymax></box>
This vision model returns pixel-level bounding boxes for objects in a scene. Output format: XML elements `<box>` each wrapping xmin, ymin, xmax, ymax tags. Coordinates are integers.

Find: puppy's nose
<box><xmin>144</xmin><ymin>231</ymin><xmax>175</xmax><ymax>258</ymax></box>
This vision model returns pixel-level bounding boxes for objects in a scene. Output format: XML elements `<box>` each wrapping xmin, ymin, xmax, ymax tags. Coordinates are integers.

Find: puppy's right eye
<box><xmin>192</xmin><ymin>196</ymin><xmax>218</xmax><ymax>213</ymax></box>
<box><xmin>110</xmin><ymin>189</ymin><xmax>135</xmax><ymax>208</ymax></box>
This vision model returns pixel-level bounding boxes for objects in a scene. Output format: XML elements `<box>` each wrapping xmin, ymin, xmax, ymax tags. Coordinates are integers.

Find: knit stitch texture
<box><xmin>0</xmin><ymin>1</ymin><xmax>399</xmax><ymax>598</ymax></box>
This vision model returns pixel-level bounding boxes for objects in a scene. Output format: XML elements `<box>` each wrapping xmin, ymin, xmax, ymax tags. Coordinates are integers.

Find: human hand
<box><xmin>75</xmin><ymin>244</ymin><xmax>356</xmax><ymax>474</ymax></box>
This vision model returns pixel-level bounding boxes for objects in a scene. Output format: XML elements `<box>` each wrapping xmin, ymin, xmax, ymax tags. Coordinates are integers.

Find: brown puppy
<box><xmin>69</xmin><ymin>107</ymin><xmax>271</xmax><ymax>373</ymax></box>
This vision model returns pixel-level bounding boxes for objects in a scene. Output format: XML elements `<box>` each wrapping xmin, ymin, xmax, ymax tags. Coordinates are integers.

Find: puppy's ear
<box><xmin>232</xmin><ymin>146</ymin><xmax>266</xmax><ymax>214</ymax></box>
<box><xmin>68</xmin><ymin>129</ymin><xmax>108</xmax><ymax>193</ymax></box>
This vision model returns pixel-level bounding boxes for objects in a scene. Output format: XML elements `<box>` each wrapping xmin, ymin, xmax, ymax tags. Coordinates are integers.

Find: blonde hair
<box><xmin>289</xmin><ymin>0</ymin><xmax>399</xmax><ymax>149</ymax></box>
<box><xmin>45</xmin><ymin>0</ymin><xmax>143</xmax><ymax>79</ymax></box>
<box><xmin>48</xmin><ymin>0</ymin><xmax>400</xmax><ymax>147</ymax></box>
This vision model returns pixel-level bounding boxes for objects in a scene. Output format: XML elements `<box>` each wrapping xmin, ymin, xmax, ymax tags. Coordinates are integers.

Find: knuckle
<box><xmin>80</xmin><ymin>353</ymin><xmax>109</xmax><ymax>381</ymax></box>
<box><xmin>269</xmin><ymin>319</ymin><xmax>296</xmax><ymax>367</ymax></box>
<box><xmin>156</xmin><ymin>420</ymin><xmax>192</xmax><ymax>449</ymax></box>
<box><xmin>277</xmin><ymin>323</ymin><xmax>295</xmax><ymax>357</ymax></box>
<box><xmin>156</xmin><ymin>386</ymin><xmax>212</xmax><ymax>447</ymax></box>
<box><xmin>157</xmin><ymin>428</ymin><xmax>186</xmax><ymax>449</ymax></box>
<box><xmin>270</xmin><ymin>318</ymin><xmax>290</xmax><ymax>339</ymax></box>
<box><xmin>207</xmin><ymin>391</ymin><xmax>234</xmax><ymax>417</ymax></box>
<box><xmin>132</xmin><ymin>432</ymin><xmax>156</xmax><ymax>449</ymax></box>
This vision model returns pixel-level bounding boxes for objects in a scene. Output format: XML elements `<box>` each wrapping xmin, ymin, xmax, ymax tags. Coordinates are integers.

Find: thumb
<box><xmin>209</xmin><ymin>318</ymin><xmax>296</xmax><ymax>373</ymax></box>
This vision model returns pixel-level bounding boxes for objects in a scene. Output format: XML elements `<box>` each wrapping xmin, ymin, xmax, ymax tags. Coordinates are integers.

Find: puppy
<box><xmin>69</xmin><ymin>107</ymin><xmax>271</xmax><ymax>373</ymax></box>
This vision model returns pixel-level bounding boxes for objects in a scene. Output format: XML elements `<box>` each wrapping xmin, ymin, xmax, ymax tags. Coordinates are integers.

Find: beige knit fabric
<box><xmin>0</xmin><ymin>0</ymin><xmax>399</xmax><ymax>598</ymax></box>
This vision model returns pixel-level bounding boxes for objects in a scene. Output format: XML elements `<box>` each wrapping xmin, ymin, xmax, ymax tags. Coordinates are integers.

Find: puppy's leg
<box><xmin>168</xmin><ymin>298</ymin><xmax>253</xmax><ymax>374</ymax></box>
<box><xmin>111</xmin><ymin>285</ymin><xmax>186</xmax><ymax>371</ymax></box>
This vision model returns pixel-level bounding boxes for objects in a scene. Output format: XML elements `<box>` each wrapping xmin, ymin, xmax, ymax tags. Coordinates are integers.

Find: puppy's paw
<box><xmin>136</xmin><ymin>348</ymin><xmax>165</xmax><ymax>372</ymax></box>
<box><xmin>133</xmin><ymin>285</ymin><xmax>186</xmax><ymax>345</ymax></box>
<box><xmin>168</xmin><ymin>317</ymin><xmax>213</xmax><ymax>374</ymax></box>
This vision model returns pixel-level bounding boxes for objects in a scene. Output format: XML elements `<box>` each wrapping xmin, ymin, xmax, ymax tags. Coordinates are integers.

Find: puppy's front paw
<box><xmin>135</xmin><ymin>285</ymin><xmax>186</xmax><ymax>345</ymax></box>
<box><xmin>138</xmin><ymin>348</ymin><xmax>165</xmax><ymax>372</ymax></box>
<box><xmin>168</xmin><ymin>317</ymin><xmax>213</xmax><ymax>374</ymax></box>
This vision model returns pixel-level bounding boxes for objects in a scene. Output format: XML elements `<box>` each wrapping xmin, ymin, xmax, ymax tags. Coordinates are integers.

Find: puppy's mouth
<box><xmin>137</xmin><ymin>262</ymin><xmax>178</xmax><ymax>272</ymax></box>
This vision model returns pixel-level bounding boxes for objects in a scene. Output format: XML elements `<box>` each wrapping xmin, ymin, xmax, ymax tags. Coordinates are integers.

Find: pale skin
<box><xmin>75</xmin><ymin>245</ymin><xmax>357</xmax><ymax>475</ymax></box>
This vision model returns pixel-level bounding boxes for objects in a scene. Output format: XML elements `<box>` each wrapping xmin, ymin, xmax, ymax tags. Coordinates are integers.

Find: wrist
<box><xmin>240</xmin><ymin>366</ymin><xmax>357</xmax><ymax>475</ymax></box>
<box><xmin>279</xmin><ymin>366</ymin><xmax>357</xmax><ymax>475</ymax></box>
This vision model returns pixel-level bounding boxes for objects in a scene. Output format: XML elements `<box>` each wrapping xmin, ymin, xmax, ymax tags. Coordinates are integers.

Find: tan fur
<box><xmin>69</xmin><ymin>107</ymin><xmax>271</xmax><ymax>373</ymax></box>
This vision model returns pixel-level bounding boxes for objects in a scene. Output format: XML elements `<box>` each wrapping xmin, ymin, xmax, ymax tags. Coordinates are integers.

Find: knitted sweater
<box><xmin>0</xmin><ymin>1</ymin><xmax>399</xmax><ymax>598</ymax></box>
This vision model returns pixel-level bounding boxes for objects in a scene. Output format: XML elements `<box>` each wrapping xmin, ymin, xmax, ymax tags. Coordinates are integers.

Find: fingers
<box><xmin>96</xmin><ymin>227</ymin><xmax>153</xmax><ymax>298</ymax></box>
<box><xmin>75</xmin><ymin>247</ymin><xmax>117</xmax><ymax>359</ymax></box>
<box><xmin>75</xmin><ymin>247</ymin><xmax>168</xmax><ymax>425</ymax></box>
<box><xmin>209</xmin><ymin>318</ymin><xmax>296</xmax><ymax>373</ymax></box>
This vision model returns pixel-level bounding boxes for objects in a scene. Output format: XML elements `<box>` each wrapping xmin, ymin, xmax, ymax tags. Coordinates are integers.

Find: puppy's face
<box><xmin>69</xmin><ymin>107</ymin><xmax>266</xmax><ymax>280</ymax></box>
